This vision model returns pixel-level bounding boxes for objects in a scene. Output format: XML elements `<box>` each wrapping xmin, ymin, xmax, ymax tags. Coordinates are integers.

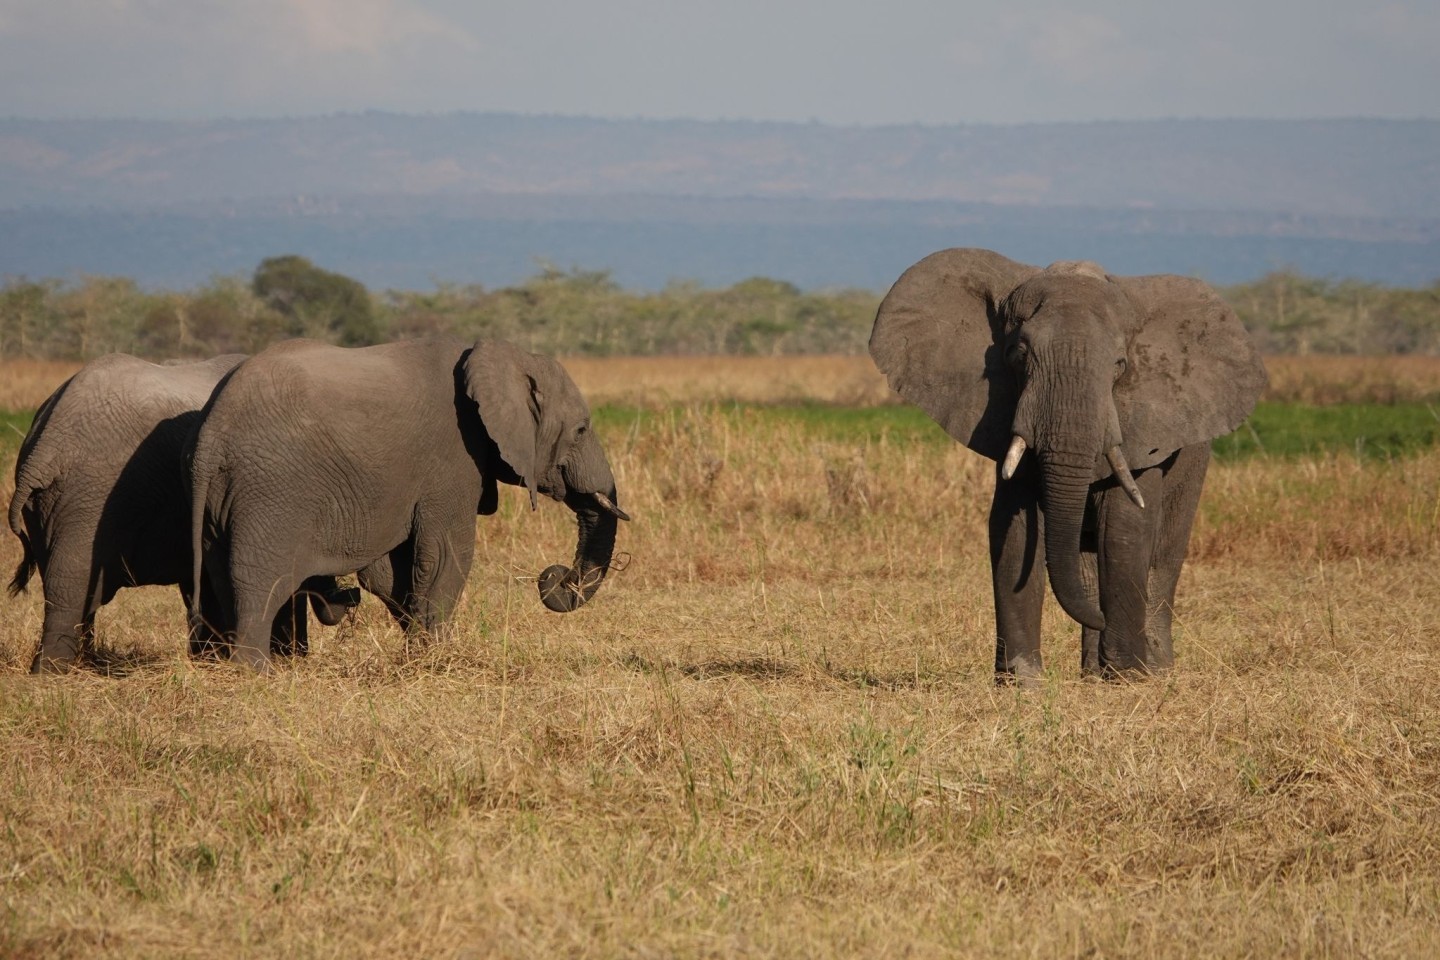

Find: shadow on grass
<box><xmin>619</xmin><ymin>651</ymin><xmax>933</xmax><ymax>690</ymax></box>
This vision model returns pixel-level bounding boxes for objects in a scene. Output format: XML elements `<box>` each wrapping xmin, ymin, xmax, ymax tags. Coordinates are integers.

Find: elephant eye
<box><xmin>1114</xmin><ymin>357</ymin><xmax>1128</xmax><ymax>379</ymax></box>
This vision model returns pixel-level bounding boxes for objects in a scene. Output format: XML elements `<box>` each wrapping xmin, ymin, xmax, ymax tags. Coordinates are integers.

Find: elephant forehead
<box><xmin>1006</xmin><ymin>279</ymin><xmax>1136</xmax><ymax>335</ymax></box>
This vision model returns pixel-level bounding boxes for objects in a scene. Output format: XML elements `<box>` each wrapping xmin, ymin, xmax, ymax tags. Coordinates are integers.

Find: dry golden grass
<box><xmin>1262</xmin><ymin>355</ymin><xmax>1440</xmax><ymax>405</ymax></box>
<box><xmin>562</xmin><ymin>354</ymin><xmax>895</xmax><ymax>407</ymax></box>
<box><xmin>3</xmin><ymin>388</ymin><xmax>1439</xmax><ymax>957</ymax></box>
<box><xmin>0</xmin><ymin>359</ymin><xmax>83</xmax><ymax>411</ymax></box>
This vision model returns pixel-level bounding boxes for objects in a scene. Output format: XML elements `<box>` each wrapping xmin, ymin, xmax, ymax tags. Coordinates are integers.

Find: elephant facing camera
<box><xmin>870</xmin><ymin>248</ymin><xmax>1266</xmax><ymax>682</ymax></box>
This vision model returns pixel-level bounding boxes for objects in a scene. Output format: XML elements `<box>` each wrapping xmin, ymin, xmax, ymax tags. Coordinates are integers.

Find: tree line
<box><xmin>1</xmin><ymin>256</ymin><xmax>1437</xmax><ymax>361</ymax></box>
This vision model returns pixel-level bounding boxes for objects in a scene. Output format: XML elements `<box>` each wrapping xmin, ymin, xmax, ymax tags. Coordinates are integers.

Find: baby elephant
<box><xmin>8</xmin><ymin>353</ymin><xmax>358</xmax><ymax>673</ymax></box>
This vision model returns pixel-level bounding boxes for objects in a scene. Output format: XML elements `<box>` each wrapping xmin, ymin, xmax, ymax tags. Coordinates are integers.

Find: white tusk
<box><xmin>1106</xmin><ymin>446</ymin><xmax>1145</xmax><ymax>509</ymax></box>
<box><xmin>594</xmin><ymin>491</ymin><xmax>631</xmax><ymax>522</ymax></box>
<box><xmin>1001</xmin><ymin>435</ymin><xmax>1027</xmax><ymax>480</ymax></box>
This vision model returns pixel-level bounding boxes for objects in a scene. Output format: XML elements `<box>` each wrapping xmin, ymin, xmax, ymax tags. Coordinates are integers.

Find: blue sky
<box><xmin>1</xmin><ymin>0</ymin><xmax>1437</xmax><ymax>124</ymax></box>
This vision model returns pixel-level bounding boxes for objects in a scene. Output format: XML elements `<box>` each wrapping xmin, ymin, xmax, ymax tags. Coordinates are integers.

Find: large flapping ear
<box><xmin>463</xmin><ymin>339</ymin><xmax>542</xmax><ymax>510</ymax></box>
<box><xmin>869</xmin><ymin>248</ymin><xmax>1039</xmax><ymax>460</ymax></box>
<box><xmin>1113</xmin><ymin>275</ymin><xmax>1268</xmax><ymax>470</ymax></box>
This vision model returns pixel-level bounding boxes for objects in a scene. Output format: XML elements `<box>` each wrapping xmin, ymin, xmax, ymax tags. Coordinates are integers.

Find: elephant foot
<box><xmin>30</xmin><ymin>651</ymin><xmax>83</xmax><ymax>675</ymax></box>
<box><xmin>232</xmin><ymin>642</ymin><xmax>275</xmax><ymax>674</ymax></box>
<box><xmin>994</xmin><ymin>650</ymin><xmax>1045</xmax><ymax>688</ymax></box>
<box><xmin>1096</xmin><ymin>660</ymin><xmax>1172</xmax><ymax>682</ymax></box>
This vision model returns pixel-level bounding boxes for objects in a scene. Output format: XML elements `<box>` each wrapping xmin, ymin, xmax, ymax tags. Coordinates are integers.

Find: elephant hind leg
<box><xmin>31</xmin><ymin>562</ymin><xmax>99</xmax><ymax>673</ymax></box>
<box><xmin>229</xmin><ymin>571</ymin><xmax>305</xmax><ymax>672</ymax></box>
<box><xmin>32</xmin><ymin>611</ymin><xmax>95</xmax><ymax>674</ymax></box>
<box><xmin>185</xmin><ymin>576</ymin><xmax>232</xmax><ymax>660</ymax></box>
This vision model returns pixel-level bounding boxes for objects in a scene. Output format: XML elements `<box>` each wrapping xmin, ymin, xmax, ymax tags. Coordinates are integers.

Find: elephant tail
<box><xmin>188</xmin><ymin>453</ymin><xmax>210</xmax><ymax>629</ymax></box>
<box><xmin>8</xmin><ymin>532</ymin><xmax>36</xmax><ymax>598</ymax></box>
<box><xmin>8</xmin><ymin>378</ymin><xmax>77</xmax><ymax>597</ymax></box>
<box><xmin>7</xmin><ymin>485</ymin><xmax>38</xmax><ymax>598</ymax></box>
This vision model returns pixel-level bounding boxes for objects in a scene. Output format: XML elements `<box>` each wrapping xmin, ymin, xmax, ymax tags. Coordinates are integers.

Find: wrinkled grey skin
<box><xmin>870</xmin><ymin>249</ymin><xmax>1267</xmax><ymax>681</ymax></box>
<box><xmin>7</xmin><ymin>354</ymin><xmax>358</xmax><ymax>674</ymax></box>
<box><xmin>188</xmin><ymin>336</ymin><xmax>628</xmax><ymax>671</ymax></box>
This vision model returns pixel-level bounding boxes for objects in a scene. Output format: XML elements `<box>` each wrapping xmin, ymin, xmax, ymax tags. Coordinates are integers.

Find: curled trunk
<box><xmin>538</xmin><ymin>494</ymin><xmax>619</xmax><ymax>612</ymax></box>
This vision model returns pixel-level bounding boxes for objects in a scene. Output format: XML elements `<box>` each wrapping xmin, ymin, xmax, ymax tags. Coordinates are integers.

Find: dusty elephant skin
<box><xmin>188</xmin><ymin>336</ymin><xmax>628</xmax><ymax>671</ymax></box>
<box><xmin>870</xmin><ymin>248</ymin><xmax>1267</xmax><ymax>682</ymax></box>
<box><xmin>7</xmin><ymin>354</ymin><xmax>358</xmax><ymax>674</ymax></box>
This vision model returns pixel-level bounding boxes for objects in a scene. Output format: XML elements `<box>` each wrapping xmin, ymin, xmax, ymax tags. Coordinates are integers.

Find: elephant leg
<box><xmin>1095</xmin><ymin>462</ymin><xmax>1168</xmax><ymax>678</ymax></box>
<box><xmin>1144</xmin><ymin>444</ymin><xmax>1211</xmax><ymax>672</ymax></box>
<box><xmin>269</xmin><ymin>593</ymin><xmax>309</xmax><ymax>658</ymax></box>
<box><xmin>359</xmin><ymin>550</ymin><xmax>412</xmax><ymax>631</ymax></box>
<box><xmin>31</xmin><ymin>561</ymin><xmax>96</xmax><ymax>673</ymax></box>
<box><xmin>403</xmin><ymin>524</ymin><xmax>474</xmax><ymax>639</ymax></box>
<box><xmin>1079</xmin><ymin>550</ymin><xmax>1102</xmax><ymax>678</ymax></box>
<box><xmin>229</xmin><ymin>564</ymin><xmax>303</xmax><ymax>672</ymax></box>
<box><xmin>989</xmin><ymin>468</ymin><xmax>1046</xmax><ymax>683</ymax></box>
<box><xmin>191</xmin><ymin>530</ymin><xmax>238</xmax><ymax>656</ymax></box>
<box><xmin>184</xmin><ymin>575</ymin><xmax>233</xmax><ymax>660</ymax></box>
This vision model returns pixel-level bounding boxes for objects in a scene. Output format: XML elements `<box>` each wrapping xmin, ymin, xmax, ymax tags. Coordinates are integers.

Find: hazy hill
<box><xmin>0</xmin><ymin>113</ymin><xmax>1436</xmax><ymax>288</ymax></box>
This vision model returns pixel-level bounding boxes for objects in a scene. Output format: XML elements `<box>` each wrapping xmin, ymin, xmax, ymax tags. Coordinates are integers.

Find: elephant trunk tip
<box><xmin>1060</xmin><ymin>595</ymin><xmax>1106</xmax><ymax>632</ymax></box>
<box><xmin>538</xmin><ymin>563</ymin><xmax>605</xmax><ymax>613</ymax></box>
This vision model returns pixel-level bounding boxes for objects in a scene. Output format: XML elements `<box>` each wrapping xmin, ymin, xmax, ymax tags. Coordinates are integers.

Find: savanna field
<box><xmin>2</xmin><ymin>355</ymin><xmax>1439</xmax><ymax>957</ymax></box>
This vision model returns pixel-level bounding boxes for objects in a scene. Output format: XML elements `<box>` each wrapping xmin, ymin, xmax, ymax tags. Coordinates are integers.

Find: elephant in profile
<box><xmin>8</xmin><ymin>353</ymin><xmax>359</xmax><ymax>674</ymax></box>
<box><xmin>188</xmin><ymin>336</ymin><xmax>629</xmax><ymax>670</ymax></box>
<box><xmin>870</xmin><ymin>249</ymin><xmax>1266</xmax><ymax>681</ymax></box>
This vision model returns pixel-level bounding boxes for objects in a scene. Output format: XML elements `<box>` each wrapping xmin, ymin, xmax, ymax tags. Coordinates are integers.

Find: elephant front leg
<box><xmin>269</xmin><ymin>594</ymin><xmax>310</xmax><ymax>658</ymax></box>
<box><xmin>1143</xmin><ymin>444</ymin><xmax>1211</xmax><ymax>672</ymax></box>
<box><xmin>1079</xmin><ymin>549</ymin><xmax>1102</xmax><ymax>677</ymax></box>
<box><xmin>359</xmin><ymin>551</ymin><xmax>412</xmax><ymax>631</ymax></box>
<box><xmin>1095</xmin><ymin>463</ymin><xmax>1168</xmax><ymax>678</ymax></box>
<box><xmin>989</xmin><ymin>470</ymin><xmax>1046</xmax><ymax>683</ymax></box>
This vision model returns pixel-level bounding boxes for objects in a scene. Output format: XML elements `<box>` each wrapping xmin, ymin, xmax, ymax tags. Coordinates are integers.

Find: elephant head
<box><xmin>464</xmin><ymin>339</ymin><xmax>630</xmax><ymax>613</ymax></box>
<box><xmin>870</xmin><ymin>248</ymin><xmax>1266</xmax><ymax>630</ymax></box>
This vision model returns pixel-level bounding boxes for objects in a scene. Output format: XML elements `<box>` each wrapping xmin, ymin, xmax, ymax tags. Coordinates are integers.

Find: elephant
<box><xmin>869</xmin><ymin>249</ymin><xmax>1266</xmax><ymax>681</ymax></box>
<box><xmin>7</xmin><ymin>353</ymin><xmax>360</xmax><ymax>674</ymax></box>
<box><xmin>187</xmin><ymin>335</ymin><xmax>630</xmax><ymax>670</ymax></box>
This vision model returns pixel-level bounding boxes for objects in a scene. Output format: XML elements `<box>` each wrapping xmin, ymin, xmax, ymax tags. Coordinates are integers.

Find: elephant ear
<box><xmin>1114</xmin><ymin>275</ymin><xmax>1268</xmax><ymax>470</ymax></box>
<box><xmin>464</xmin><ymin>339</ymin><xmax>542</xmax><ymax>510</ymax></box>
<box><xmin>869</xmin><ymin>248</ymin><xmax>1039</xmax><ymax>460</ymax></box>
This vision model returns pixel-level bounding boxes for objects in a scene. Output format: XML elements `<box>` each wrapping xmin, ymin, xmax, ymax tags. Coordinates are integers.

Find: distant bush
<box><xmin>0</xmin><ymin>260</ymin><xmax>1436</xmax><ymax>361</ymax></box>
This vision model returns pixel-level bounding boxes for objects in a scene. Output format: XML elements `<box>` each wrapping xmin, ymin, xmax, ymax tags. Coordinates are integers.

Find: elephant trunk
<box><xmin>1038</xmin><ymin>446</ymin><xmax>1106</xmax><ymax>630</ymax></box>
<box><xmin>539</xmin><ymin>493</ymin><xmax>620</xmax><ymax>612</ymax></box>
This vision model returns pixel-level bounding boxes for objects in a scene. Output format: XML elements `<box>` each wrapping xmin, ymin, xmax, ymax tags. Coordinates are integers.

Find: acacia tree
<box><xmin>0</xmin><ymin>279</ymin><xmax>60</xmax><ymax>358</ymax></box>
<box><xmin>251</xmin><ymin>255</ymin><xmax>384</xmax><ymax>346</ymax></box>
